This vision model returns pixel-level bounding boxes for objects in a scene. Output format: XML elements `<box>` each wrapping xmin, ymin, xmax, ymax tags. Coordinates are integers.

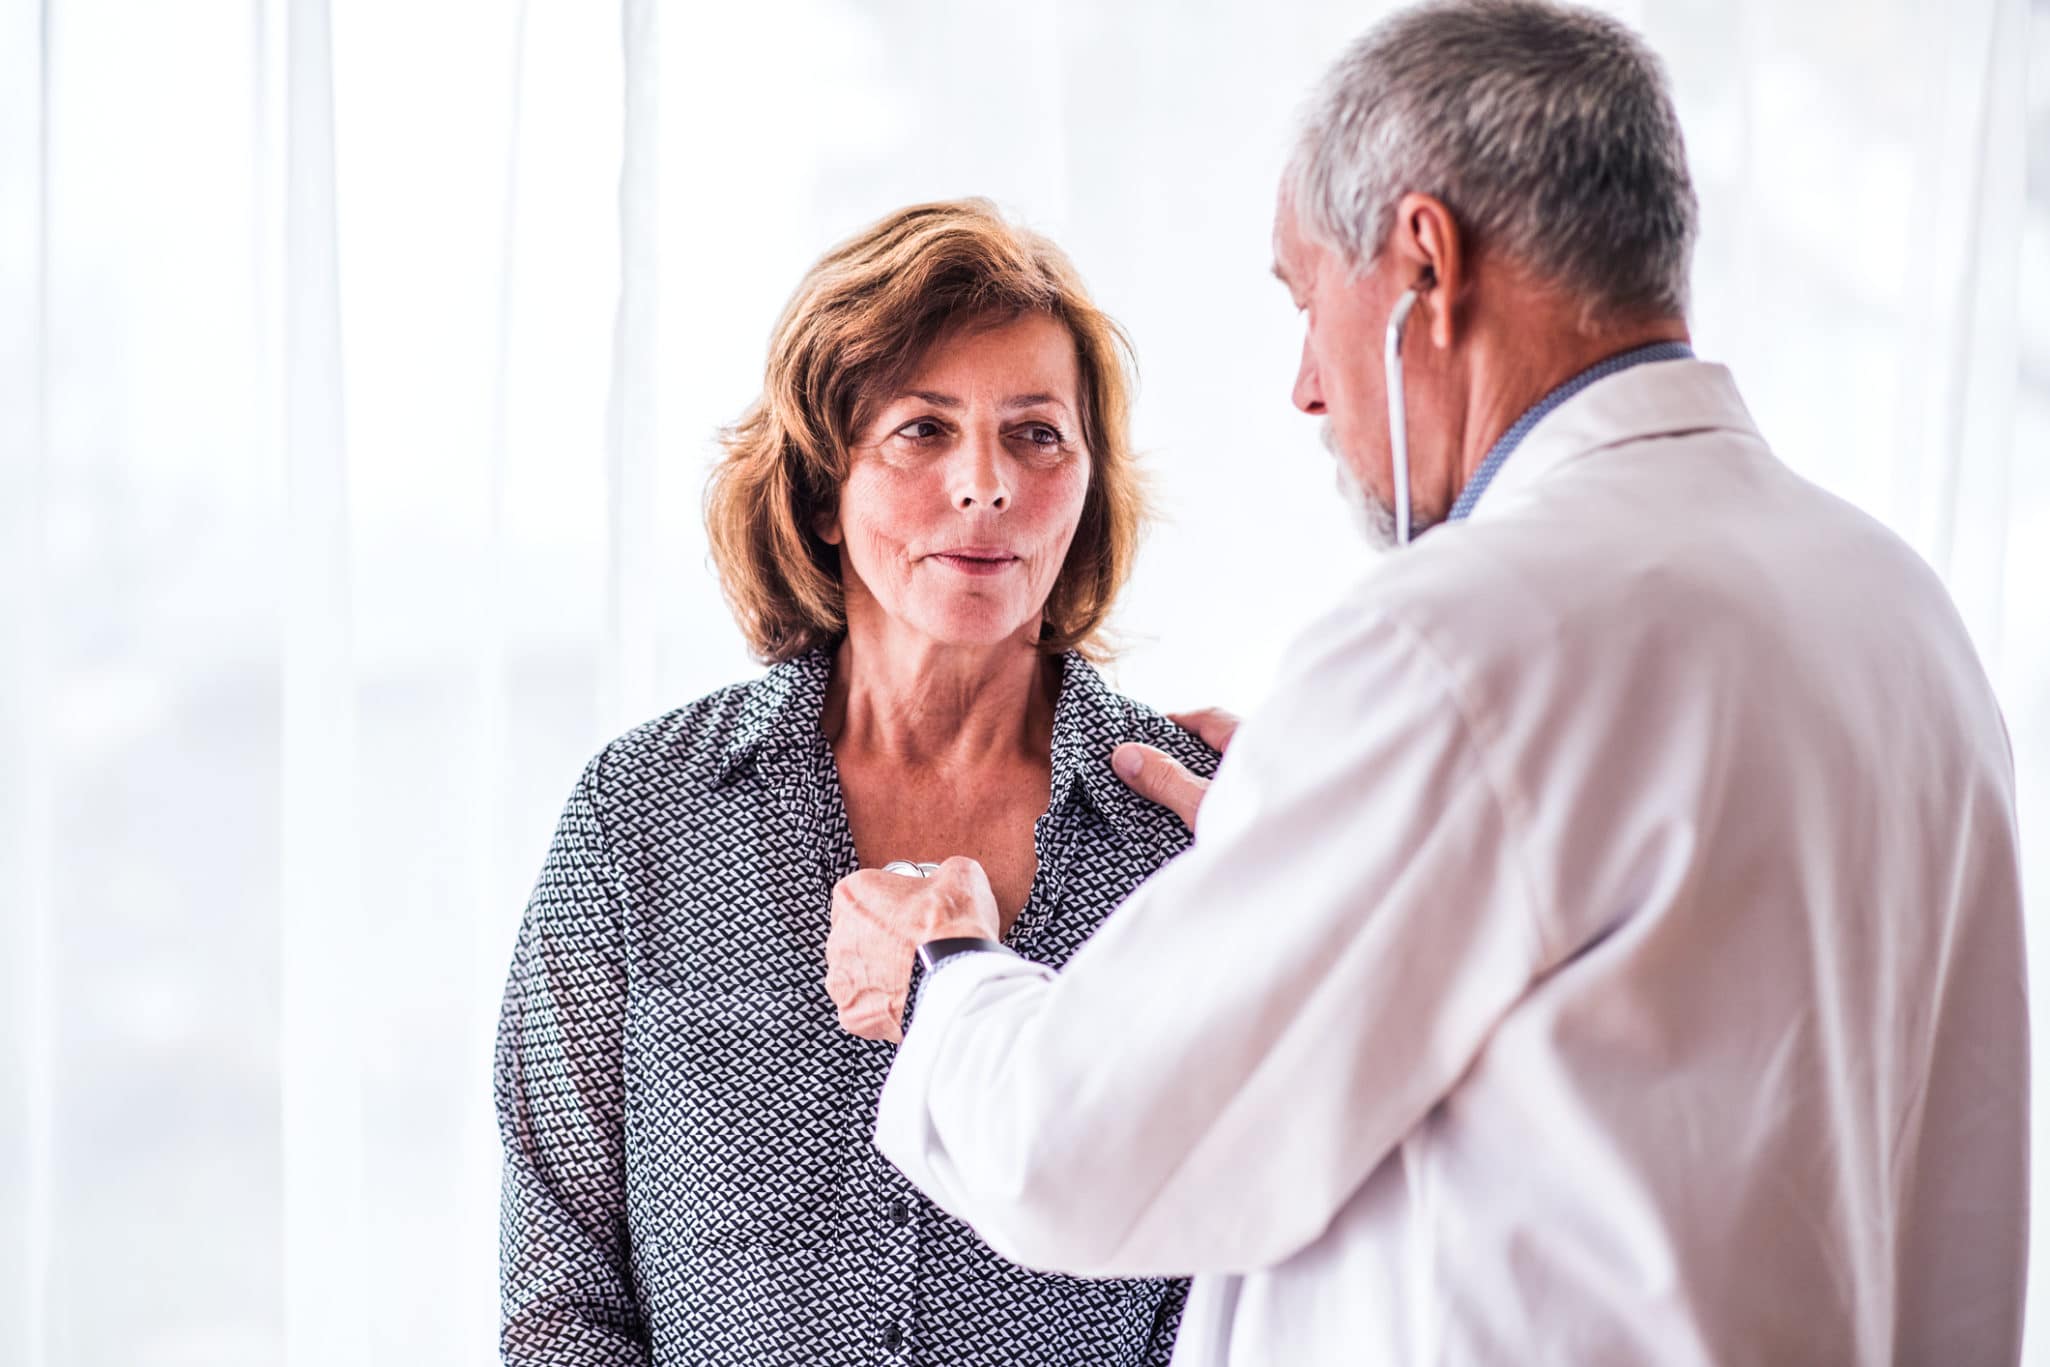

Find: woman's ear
<box><xmin>814</xmin><ymin>505</ymin><xmax>843</xmax><ymax>547</ymax></box>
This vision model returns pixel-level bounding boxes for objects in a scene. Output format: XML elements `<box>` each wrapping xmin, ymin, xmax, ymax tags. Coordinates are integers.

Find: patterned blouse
<box><xmin>495</xmin><ymin>646</ymin><xmax>1219</xmax><ymax>1366</ymax></box>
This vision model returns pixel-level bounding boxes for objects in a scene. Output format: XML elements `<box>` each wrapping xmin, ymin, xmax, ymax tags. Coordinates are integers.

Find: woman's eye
<box><xmin>895</xmin><ymin>419</ymin><xmax>943</xmax><ymax>442</ymax></box>
<box><xmin>1020</xmin><ymin>424</ymin><xmax>1063</xmax><ymax>448</ymax></box>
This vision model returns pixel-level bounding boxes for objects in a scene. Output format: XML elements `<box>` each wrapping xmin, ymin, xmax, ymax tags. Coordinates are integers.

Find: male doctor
<box><xmin>823</xmin><ymin>1</ymin><xmax>2029</xmax><ymax>1362</ymax></box>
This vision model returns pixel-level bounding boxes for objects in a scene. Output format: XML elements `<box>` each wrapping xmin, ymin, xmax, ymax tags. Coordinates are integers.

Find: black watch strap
<box><xmin>916</xmin><ymin>937</ymin><xmax>1011</xmax><ymax>975</ymax></box>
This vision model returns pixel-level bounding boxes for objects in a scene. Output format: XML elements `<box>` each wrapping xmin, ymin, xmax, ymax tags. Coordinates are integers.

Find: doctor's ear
<box><xmin>1390</xmin><ymin>192</ymin><xmax>1463</xmax><ymax>349</ymax></box>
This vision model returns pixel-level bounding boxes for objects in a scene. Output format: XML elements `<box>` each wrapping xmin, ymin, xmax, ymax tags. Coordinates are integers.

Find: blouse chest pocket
<box><xmin>625</xmin><ymin>978</ymin><xmax>873</xmax><ymax>1254</ymax></box>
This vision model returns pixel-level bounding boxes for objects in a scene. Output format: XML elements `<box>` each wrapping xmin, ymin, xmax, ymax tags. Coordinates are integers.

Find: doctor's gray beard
<box><xmin>1324</xmin><ymin>420</ymin><xmax>1399</xmax><ymax>552</ymax></box>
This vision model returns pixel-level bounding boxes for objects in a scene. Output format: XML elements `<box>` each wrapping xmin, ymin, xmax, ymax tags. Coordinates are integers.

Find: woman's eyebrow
<box><xmin>1002</xmin><ymin>393</ymin><xmax>1068</xmax><ymax>413</ymax></box>
<box><xmin>894</xmin><ymin>389</ymin><xmax>1069</xmax><ymax>415</ymax></box>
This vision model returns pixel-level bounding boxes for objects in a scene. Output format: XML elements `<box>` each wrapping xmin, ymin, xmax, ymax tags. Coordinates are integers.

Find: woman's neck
<box><xmin>821</xmin><ymin>625</ymin><xmax>1060</xmax><ymax>774</ymax></box>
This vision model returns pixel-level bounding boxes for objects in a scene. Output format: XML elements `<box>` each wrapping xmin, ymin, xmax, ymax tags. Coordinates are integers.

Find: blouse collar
<box><xmin>718</xmin><ymin>644</ymin><xmax>1148</xmax><ymax>842</ymax></box>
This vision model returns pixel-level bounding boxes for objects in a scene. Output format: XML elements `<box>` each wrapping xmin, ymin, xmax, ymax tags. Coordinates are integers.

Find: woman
<box><xmin>495</xmin><ymin>199</ymin><xmax>1216</xmax><ymax>1366</ymax></box>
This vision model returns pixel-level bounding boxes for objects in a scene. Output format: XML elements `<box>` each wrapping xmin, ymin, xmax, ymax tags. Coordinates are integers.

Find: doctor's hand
<box><xmin>826</xmin><ymin>857</ymin><xmax>1002</xmax><ymax>1044</ymax></box>
<box><xmin>1110</xmin><ymin>707</ymin><xmax>1241</xmax><ymax>833</ymax></box>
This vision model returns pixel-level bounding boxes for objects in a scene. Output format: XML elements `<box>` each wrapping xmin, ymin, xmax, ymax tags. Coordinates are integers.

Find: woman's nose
<box><xmin>948</xmin><ymin>434</ymin><xmax>1011</xmax><ymax>511</ymax></box>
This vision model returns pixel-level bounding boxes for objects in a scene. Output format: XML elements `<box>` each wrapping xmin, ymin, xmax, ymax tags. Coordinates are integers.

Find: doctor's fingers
<box><xmin>825</xmin><ymin>905</ymin><xmax>912</xmax><ymax>979</ymax></box>
<box><xmin>1110</xmin><ymin>742</ymin><xmax>1211</xmax><ymax>834</ymax></box>
<box><xmin>1167</xmin><ymin>707</ymin><xmax>1242</xmax><ymax>755</ymax></box>
<box><xmin>831</xmin><ymin>871</ymin><xmax>924</xmax><ymax>946</ymax></box>
<box><xmin>824</xmin><ymin>947</ymin><xmax>908</xmax><ymax>1041</ymax></box>
<box><xmin>925</xmin><ymin>858</ymin><xmax>1002</xmax><ymax>937</ymax></box>
<box><xmin>831</xmin><ymin>980</ymin><xmax>906</xmax><ymax>1043</ymax></box>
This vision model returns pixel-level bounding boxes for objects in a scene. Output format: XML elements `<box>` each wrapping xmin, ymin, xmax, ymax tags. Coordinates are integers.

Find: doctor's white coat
<box><xmin>875</xmin><ymin>358</ymin><xmax>2028</xmax><ymax>1365</ymax></box>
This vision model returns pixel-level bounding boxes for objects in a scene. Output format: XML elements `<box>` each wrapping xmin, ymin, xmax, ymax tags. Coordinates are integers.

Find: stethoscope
<box><xmin>1383</xmin><ymin>285</ymin><xmax>1423</xmax><ymax>548</ymax></box>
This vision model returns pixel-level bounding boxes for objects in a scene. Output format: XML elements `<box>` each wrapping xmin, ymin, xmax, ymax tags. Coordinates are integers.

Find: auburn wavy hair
<box><xmin>705</xmin><ymin>199</ymin><xmax>1146</xmax><ymax>664</ymax></box>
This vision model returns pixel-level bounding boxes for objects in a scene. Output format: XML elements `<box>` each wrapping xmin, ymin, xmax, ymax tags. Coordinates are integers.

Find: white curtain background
<box><xmin>1</xmin><ymin>0</ymin><xmax>2044</xmax><ymax>1362</ymax></box>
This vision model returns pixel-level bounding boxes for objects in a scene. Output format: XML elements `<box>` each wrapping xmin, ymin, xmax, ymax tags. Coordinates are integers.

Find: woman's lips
<box><xmin>929</xmin><ymin>550</ymin><xmax>1019</xmax><ymax>576</ymax></box>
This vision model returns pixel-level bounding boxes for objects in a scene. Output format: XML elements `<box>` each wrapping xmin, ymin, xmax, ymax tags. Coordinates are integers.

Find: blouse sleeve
<box><xmin>1144</xmin><ymin>1279</ymin><xmax>1189</xmax><ymax>1366</ymax></box>
<box><xmin>494</xmin><ymin>752</ymin><xmax>652</xmax><ymax>1365</ymax></box>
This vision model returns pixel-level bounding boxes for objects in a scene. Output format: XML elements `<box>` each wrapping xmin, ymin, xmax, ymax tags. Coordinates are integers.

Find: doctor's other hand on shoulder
<box><xmin>1110</xmin><ymin>708</ymin><xmax>1241</xmax><ymax>832</ymax></box>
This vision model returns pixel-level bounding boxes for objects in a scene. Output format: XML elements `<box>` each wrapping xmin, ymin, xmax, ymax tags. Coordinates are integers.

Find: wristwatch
<box><xmin>917</xmin><ymin>936</ymin><xmax>1012</xmax><ymax>978</ymax></box>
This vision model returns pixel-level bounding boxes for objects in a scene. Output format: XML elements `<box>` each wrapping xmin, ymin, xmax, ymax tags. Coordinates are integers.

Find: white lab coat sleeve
<box><xmin>874</xmin><ymin>600</ymin><xmax>1557</xmax><ymax>1278</ymax></box>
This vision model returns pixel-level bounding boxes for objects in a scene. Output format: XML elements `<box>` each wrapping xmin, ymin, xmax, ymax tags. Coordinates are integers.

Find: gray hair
<box><xmin>1285</xmin><ymin>0</ymin><xmax>1698</xmax><ymax>322</ymax></box>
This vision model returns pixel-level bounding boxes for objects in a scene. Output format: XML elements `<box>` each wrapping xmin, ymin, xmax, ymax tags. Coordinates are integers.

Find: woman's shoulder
<box><xmin>1111</xmin><ymin>692</ymin><xmax>1224</xmax><ymax>780</ymax></box>
<box><xmin>583</xmin><ymin>657</ymin><xmax>822</xmax><ymax>801</ymax></box>
<box><xmin>1062</xmin><ymin>654</ymin><xmax>1223</xmax><ymax>781</ymax></box>
<box><xmin>1047</xmin><ymin>656</ymin><xmax>1218</xmax><ymax>896</ymax></box>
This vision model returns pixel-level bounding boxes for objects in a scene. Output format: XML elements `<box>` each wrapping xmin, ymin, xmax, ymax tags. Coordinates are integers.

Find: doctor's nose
<box><xmin>949</xmin><ymin>437</ymin><xmax>1011</xmax><ymax>512</ymax></box>
<box><xmin>1293</xmin><ymin>340</ymin><xmax>1326</xmax><ymax>416</ymax></box>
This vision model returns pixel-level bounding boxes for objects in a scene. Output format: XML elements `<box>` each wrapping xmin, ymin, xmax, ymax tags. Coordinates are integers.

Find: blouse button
<box><xmin>890</xmin><ymin>1198</ymin><xmax>912</xmax><ymax>1228</ymax></box>
<box><xmin>883</xmin><ymin>1323</ymin><xmax>906</xmax><ymax>1353</ymax></box>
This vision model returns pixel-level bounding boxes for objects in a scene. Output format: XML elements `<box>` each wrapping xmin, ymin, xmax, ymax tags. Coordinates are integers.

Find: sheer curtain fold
<box><xmin>275</xmin><ymin>0</ymin><xmax>371</xmax><ymax>1363</ymax></box>
<box><xmin>455</xmin><ymin>0</ymin><xmax>527</xmax><ymax>1338</ymax></box>
<box><xmin>1</xmin><ymin>3</ymin><xmax>54</xmax><ymax>1364</ymax></box>
<box><xmin>1896</xmin><ymin>0</ymin><xmax>2025</xmax><ymax>651</ymax></box>
<box><xmin>600</xmin><ymin>0</ymin><xmax>659</xmax><ymax>736</ymax></box>
<box><xmin>3</xmin><ymin>1</ymin><xmax>2043</xmax><ymax>1363</ymax></box>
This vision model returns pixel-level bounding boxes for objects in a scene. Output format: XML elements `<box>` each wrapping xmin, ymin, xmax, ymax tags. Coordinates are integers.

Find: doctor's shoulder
<box><xmin>1321</xmin><ymin>512</ymin><xmax>1590</xmax><ymax>669</ymax></box>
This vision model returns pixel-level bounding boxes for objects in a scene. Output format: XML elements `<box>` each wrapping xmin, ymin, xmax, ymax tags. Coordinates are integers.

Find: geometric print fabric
<box><xmin>496</xmin><ymin>646</ymin><xmax>1221</xmax><ymax>1365</ymax></box>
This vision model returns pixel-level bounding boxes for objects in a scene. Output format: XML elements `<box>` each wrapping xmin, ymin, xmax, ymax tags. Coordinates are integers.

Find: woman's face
<box><xmin>825</xmin><ymin>313</ymin><xmax>1092</xmax><ymax>650</ymax></box>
